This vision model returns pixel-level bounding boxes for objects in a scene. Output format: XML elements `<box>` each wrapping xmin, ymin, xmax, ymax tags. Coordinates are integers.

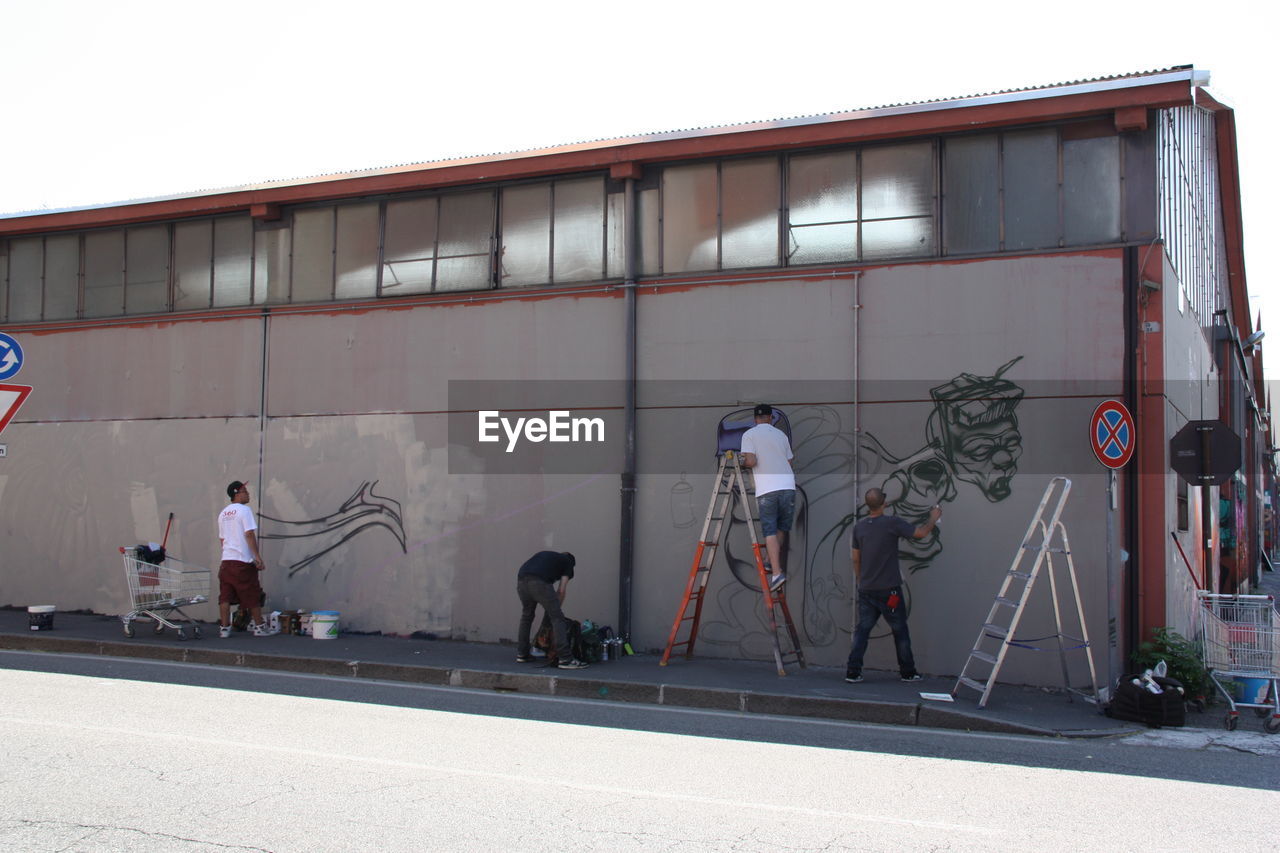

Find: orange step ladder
<box><xmin>660</xmin><ymin>450</ymin><xmax>805</xmax><ymax>676</ymax></box>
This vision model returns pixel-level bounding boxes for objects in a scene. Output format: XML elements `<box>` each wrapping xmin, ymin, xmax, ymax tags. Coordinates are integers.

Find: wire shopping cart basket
<box><xmin>1196</xmin><ymin>591</ymin><xmax>1280</xmax><ymax>733</ymax></box>
<box><xmin>119</xmin><ymin>546</ymin><xmax>212</xmax><ymax>640</ymax></box>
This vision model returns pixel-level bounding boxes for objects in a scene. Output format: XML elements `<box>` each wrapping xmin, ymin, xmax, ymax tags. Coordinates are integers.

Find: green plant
<box><xmin>1132</xmin><ymin>627</ymin><xmax>1214</xmax><ymax>703</ymax></box>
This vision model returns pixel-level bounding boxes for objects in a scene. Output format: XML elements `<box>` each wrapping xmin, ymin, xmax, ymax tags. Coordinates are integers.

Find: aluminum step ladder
<box><xmin>660</xmin><ymin>450</ymin><xmax>806</xmax><ymax>676</ymax></box>
<box><xmin>952</xmin><ymin>477</ymin><xmax>1101</xmax><ymax>708</ymax></box>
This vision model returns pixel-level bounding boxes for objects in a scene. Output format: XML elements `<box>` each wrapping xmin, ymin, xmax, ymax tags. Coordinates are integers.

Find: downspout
<box><xmin>618</xmin><ymin>177</ymin><xmax>638</xmax><ymax>639</ymax></box>
<box><xmin>852</xmin><ymin>271</ymin><xmax>862</xmax><ymax>498</ymax></box>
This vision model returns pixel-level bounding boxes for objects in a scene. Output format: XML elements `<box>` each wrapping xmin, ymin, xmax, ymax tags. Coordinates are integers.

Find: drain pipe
<box><xmin>618</xmin><ymin>177</ymin><xmax>638</xmax><ymax>639</ymax></box>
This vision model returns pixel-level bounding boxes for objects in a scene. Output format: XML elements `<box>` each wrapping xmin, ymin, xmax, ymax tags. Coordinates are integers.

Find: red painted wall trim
<box><xmin>1136</xmin><ymin>250</ymin><xmax>1167</xmax><ymax>640</ymax></box>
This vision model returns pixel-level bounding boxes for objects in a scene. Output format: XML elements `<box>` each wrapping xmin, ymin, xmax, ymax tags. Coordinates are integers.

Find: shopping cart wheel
<box><xmin>192</xmin><ymin>625</ymin><xmax>202</xmax><ymax>639</ymax></box>
<box><xmin>153</xmin><ymin>621</ymin><xmax>165</xmax><ymax>634</ymax></box>
<box><xmin>1225</xmin><ymin>714</ymin><xmax>1239</xmax><ymax>731</ymax></box>
<box><xmin>1189</xmin><ymin>699</ymin><xmax>1205</xmax><ymax>713</ymax></box>
<box><xmin>123</xmin><ymin>622</ymin><xmax>135</xmax><ymax>638</ymax></box>
<box><xmin>1254</xmin><ymin>706</ymin><xmax>1271</xmax><ymax>718</ymax></box>
<box><xmin>1263</xmin><ymin>717</ymin><xmax>1280</xmax><ymax>735</ymax></box>
<box><xmin>176</xmin><ymin>628</ymin><xmax>187</xmax><ymax>641</ymax></box>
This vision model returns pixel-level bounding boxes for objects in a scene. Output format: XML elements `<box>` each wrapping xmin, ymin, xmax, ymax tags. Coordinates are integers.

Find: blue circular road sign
<box><xmin>0</xmin><ymin>333</ymin><xmax>23</xmax><ymax>381</ymax></box>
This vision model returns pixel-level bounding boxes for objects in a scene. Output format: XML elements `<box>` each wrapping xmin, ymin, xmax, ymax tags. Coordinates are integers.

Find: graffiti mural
<box><xmin>821</xmin><ymin>356</ymin><xmax>1026</xmax><ymax>575</ymax></box>
<box><xmin>687</xmin><ymin>358</ymin><xmax>1026</xmax><ymax>658</ymax></box>
<box><xmin>259</xmin><ymin>480</ymin><xmax>407</xmax><ymax>578</ymax></box>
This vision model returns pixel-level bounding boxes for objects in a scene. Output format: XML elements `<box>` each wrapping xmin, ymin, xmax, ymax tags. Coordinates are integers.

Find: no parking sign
<box><xmin>1090</xmin><ymin>401</ymin><xmax>1135</xmax><ymax>469</ymax></box>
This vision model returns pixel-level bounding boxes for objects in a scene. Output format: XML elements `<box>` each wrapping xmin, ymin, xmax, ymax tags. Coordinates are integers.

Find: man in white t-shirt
<box><xmin>739</xmin><ymin>404</ymin><xmax>796</xmax><ymax>592</ymax></box>
<box><xmin>217</xmin><ymin>480</ymin><xmax>276</xmax><ymax>638</ymax></box>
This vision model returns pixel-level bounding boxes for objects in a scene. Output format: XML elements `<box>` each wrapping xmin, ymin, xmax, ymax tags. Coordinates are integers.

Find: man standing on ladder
<box><xmin>740</xmin><ymin>404</ymin><xmax>795</xmax><ymax>592</ymax></box>
<box><xmin>846</xmin><ymin>488</ymin><xmax>940</xmax><ymax>683</ymax></box>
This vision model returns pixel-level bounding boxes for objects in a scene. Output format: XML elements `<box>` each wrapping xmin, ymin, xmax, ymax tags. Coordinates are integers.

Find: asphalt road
<box><xmin>2</xmin><ymin>651</ymin><xmax>1278</xmax><ymax>852</ymax></box>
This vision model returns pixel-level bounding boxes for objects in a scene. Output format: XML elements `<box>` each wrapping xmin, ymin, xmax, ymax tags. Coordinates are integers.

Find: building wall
<box><xmin>0</xmin><ymin>251</ymin><xmax>1129</xmax><ymax>685</ymax></box>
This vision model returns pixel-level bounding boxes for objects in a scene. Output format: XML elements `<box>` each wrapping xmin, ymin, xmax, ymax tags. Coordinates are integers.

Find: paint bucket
<box><xmin>28</xmin><ymin>605</ymin><xmax>55</xmax><ymax>631</ymax></box>
<box><xmin>311</xmin><ymin>610</ymin><xmax>340</xmax><ymax>640</ymax></box>
<box><xmin>1235</xmin><ymin>676</ymin><xmax>1271</xmax><ymax>705</ymax></box>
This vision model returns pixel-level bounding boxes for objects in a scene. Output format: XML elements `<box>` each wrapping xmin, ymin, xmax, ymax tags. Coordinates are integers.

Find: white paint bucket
<box><xmin>28</xmin><ymin>605</ymin><xmax>55</xmax><ymax>631</ymax></box>
<box><xmin>311</xmin><ymin>610</ymin><xmax>339</xmax><ymax>640</ymax></box>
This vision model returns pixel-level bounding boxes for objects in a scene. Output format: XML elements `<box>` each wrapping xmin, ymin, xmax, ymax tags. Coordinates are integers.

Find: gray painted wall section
<box><xmin>0</xmin><ymin>252</ymin><xmax>1129</xmax><ymax>686</ymax></box>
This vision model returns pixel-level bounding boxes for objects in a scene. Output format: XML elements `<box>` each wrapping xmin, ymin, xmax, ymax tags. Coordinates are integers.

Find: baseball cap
<box><xmin>753</xmin><ymin>404</ymin><xmax>773</xmax><ymax>418</ymax></box>
<box><xmin>227</xmin><ymin>480</ymin><xmax>246</xmax><ymax>499</ymax></box>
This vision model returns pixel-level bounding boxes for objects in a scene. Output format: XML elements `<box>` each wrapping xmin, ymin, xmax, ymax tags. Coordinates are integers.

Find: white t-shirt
<box><xmin>740</xmin><ymin>423</ymin><xmax>795</xmax><ymax>497</ymax></box>
<box><xmin>218</xmin><ymin>502</ymin><xmax>258</xmax><ymax>563</ymax></box>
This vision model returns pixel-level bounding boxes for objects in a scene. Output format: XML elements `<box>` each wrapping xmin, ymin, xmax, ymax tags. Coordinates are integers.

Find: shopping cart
<box><xmin>1196</xmin><ymin>591</ymin><xmax>1280</xmax><ymax>733</ymax></box>
<box><xmin>119</xmin><ymin>546</ymin><xmax>211</xmax><ymax>640</ymax></box>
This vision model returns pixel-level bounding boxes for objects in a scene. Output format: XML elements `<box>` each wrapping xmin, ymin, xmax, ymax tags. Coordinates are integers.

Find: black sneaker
<box><xmin>557</xmin><ymin>658</ymin><xmax>590</xmax><ymax>670</ymax></box>
<box><xmin>845</xmin><ymin>672</ymin><xmax>863</xmax><ymax>683</ymax></box>
<box><xmin>515</xmin><ymin>655</ymin><xmax>532</xmax><ymax>663</ymax></box>
<box><xmin>901</xmin><ymin>673</ymin><xmax>924</xmax><ymax>683</ymax></box>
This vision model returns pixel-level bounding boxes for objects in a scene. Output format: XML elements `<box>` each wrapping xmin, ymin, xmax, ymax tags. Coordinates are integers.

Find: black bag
<box><xmin>534</xmin><ymin>617</ymin><xmax>586</xmax><ymax>664</ymax></box>
<box><xmin>135</xmin><ymin>544</ymin><xmax>166</xmax><ymax>565</ymax></box>
<box><xmin>1105</xmin><ymin>674</ymin><xmax>1186</xmax><ymax>728</ymax></box>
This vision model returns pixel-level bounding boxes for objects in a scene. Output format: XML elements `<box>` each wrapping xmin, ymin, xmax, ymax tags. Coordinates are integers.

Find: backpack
<box><xmin>534</xmin><ymin>617</ymin><xmax>587</xmax><ymax>664</ymax></box>
<box><xmin>1105</xmin><ymin>674</ymin><xmax>1187</xmax><ymax>728</ymax></box>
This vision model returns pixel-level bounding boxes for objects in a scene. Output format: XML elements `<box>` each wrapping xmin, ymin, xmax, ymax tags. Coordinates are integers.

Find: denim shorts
<box><xmin>756</xmin><ymin>489</ymin><xmax>795</xmax><ymax>537</ymax></box>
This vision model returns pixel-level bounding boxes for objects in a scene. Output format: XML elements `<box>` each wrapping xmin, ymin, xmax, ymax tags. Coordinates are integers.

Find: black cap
<box><xmin>562</xmin><ymin>552</ymin><xmax>576</xmax><ymax>568</ymax></box>
<box><xmin>227</xmin><ymin>480</ymin><xmax>246</xmax><ymax>500</ymax></box>
<box><xmin>753</xmin><ymin>404</ymin><xmax>773</xmax><ymax>418</ymax></box>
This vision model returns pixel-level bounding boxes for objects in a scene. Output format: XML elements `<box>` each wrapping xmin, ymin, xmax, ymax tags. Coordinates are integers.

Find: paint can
<box><xmin>28</xmin><ymin>605</ymin><xmax>55</xmax><ymax>631</ymax></box>
<box><xmin>311</xmin><ymin>610</ymin><xmax>340</xmax><ymax>640</ymax></box>
<box><xmin>1235</xmin><ymin>677</ymin><xmax>1271</xmax><ymax>705</ymax></box>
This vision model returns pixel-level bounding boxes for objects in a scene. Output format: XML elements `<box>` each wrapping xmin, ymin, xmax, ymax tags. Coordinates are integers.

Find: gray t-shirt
<box><xmin>852</xmin><ymin>514</ymin><xmax>915</xmax><ymax>590</ymax></box>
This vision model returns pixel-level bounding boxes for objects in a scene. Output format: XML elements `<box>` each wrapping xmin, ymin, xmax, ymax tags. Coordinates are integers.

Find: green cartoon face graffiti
<box><xmin>926</xmin><ymin>356</ymin><xmax>1025</xmax><ymax>503</ymax></box>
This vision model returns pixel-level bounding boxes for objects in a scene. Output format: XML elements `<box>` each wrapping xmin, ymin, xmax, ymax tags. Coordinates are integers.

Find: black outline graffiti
<box><xmin>259</xmin><ymin>480</ymin><xmax>407</xmax><ymax>577</ymax></box>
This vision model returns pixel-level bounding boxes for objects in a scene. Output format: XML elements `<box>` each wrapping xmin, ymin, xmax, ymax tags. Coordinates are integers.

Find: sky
<box><xmin>2</xmin><ymin>0</ymin><xmax>1276</xmax><ymax>369</ymax></box>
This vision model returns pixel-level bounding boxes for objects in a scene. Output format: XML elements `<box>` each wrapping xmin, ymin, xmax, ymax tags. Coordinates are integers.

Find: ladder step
<box><xmin>1008</xmin><ymin>570</ymin><xmax>1031</xmax><ymax>580</ymax></box>
<box><xmin>994</xmin><ymin>597</ymin><xmax>1020</xmax><ymax>607</ymax></box>
<box><xmin>957</xmin><ymin>676</ymin><xmax>988</xmax><ymax>692</ymax></box>
<box><xmin>969</xmin><ymin>650</ymin><xmax>998</xmax><ymax>665</ymax></box>
<box><xmin>981</xmin><ymin>623</ymin><xmax>1009</xmax><ymax>638</ymax></box>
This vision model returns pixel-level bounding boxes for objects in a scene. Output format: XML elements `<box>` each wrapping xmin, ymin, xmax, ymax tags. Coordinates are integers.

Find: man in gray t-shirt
<box><xmin>845</xmin><ymin>488</ymin><xmax>941</xmax><ymax>683</ymax></box>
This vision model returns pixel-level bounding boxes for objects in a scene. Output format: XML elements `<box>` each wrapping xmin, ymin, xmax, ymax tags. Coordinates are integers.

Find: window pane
<box><xmin>254</xmin><ymin>225</ymin><xmax>291</xmax><ymax>304</ymax></box>
<box><xmin>553</xmin><ymin>177</ymin><xmax>604</xmax><ymax>283</ymax></box>
<box><xmin>8</xmin><ymin>239</ymin><xmax>42</xmax><ymax>321</ymax></box>
<box><xmin>292</xmin><ymin>207</ymin><xmax>334</xmax><ymax>302</ymax></box>
<box><xmin>501</xmin><ymin>183</ymin><xmax>550</xmax><ymax>286</ymax></box>
<box><xmin>638</xmin><ymin>188</ymin><xmax>660</xmax><ymax>276</ymax></box>
<box><xmin>862</xmin><ymin>142</ymin><xmax>933</xmax><ymax>220</ymax></box>
<box><xmin>943</xmin><ymin>135</ymin><xmax>999</xmax><ymax>254</ymax></box>
<box><xmin>862</xmin><ymin>217</ymin><xmax>934</xmax><ymax>259</ymax></box>
<box><xmin>662</xmin><ymin>163</ymin><xmax>717</xmax><ymax>273</ymax></box>
<box><xmin>1063</xmin><ymin>135</ymin><xmax>1121</xmax><ymax>245</ymax></box>
<box><xmin>606</xmin><ymin>189</ymin><xmax>625</xmax><ymax>279</ymax></box>
<box><xmin>84</xmin><ymin>231</ymin><xmax>124</xmax><ymax>317</ymax></box>
<box><xmin>126</xmin><ymin>225</ymin><xmax>169</xmax><ymax>314</ymax></box>
<box><xmin>44</xmin><ymin>234</ymin><xmax>80</xmax><ymax>320</ymax></box>
<box><xmin>788</xmin><ymin>151</ymin><xmax>856</xmax><ymax>226</ymax></box>
<box><xmin>1003</xmin><ymin>129</ymin><xmax>1059</xmax><ymax>251</ymax></box>
<box><xmin>721</xmin><ymin>157</ymin><xmax>779</xmax><ymax>268</ymax></box>
<box><xmin>436</xmin><ymin>192</ymin><xmax>493</xmax><ymax>291</ymax></box>
<box><xmin>174</xmin><ymin>221</ymin><xmax>212</xmax><ymax>310</ymax></box>
<box><xmin>335</xmin><ymin>203</ymin><xmax>378</xmax><ymax>299</ymax></box>
<box><xmin>383</xmin><ymin>197</ymin><xmax>436</xmax><ymax>295</ymax></box>
<box><xmin>788</xmin><ymin>222</ymin><xmax>857</xmax><ymax>264</ymax></box>
<box><xmin>213</xmin><ymin>217</ymin><xmax>252</xmax><ymax>307</ymax></box>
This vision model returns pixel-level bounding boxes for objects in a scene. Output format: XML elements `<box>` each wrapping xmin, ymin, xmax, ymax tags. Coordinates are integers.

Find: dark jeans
<box><xmin>845</xmin><ymin>588</ymin><xmax>917</xmax><ymax>677</ymax></box>
<box><xmin>516</xmin><ymin>575</ymin><xmax>570</xmax><ymax>660</ymax></box>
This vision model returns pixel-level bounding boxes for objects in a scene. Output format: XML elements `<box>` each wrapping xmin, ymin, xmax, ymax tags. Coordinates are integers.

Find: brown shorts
<box><xmin>218</xmin><ymin>560</ymin><xmax>263</xmax><ymax>607</ymax></box>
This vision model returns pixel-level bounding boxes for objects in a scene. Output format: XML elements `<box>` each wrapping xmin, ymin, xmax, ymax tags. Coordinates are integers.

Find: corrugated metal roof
<box><xmin>2</xmin><ymin>66</ymin><xmax>1202</xmax><ymax>219</ymax></box>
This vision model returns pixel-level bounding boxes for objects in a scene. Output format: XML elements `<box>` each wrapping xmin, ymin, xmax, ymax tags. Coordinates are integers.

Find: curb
<box><xmin>1</xmin><ymin>632</ymin><xmax>1111</xmax><ymax>738</ymax></box>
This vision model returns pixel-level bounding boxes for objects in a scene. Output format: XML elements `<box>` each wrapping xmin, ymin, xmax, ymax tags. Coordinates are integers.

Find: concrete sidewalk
<box><xmin>0</xmin><ymin>607</ymin><xmax>1153</xmax><ymax>739</ymax></box>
